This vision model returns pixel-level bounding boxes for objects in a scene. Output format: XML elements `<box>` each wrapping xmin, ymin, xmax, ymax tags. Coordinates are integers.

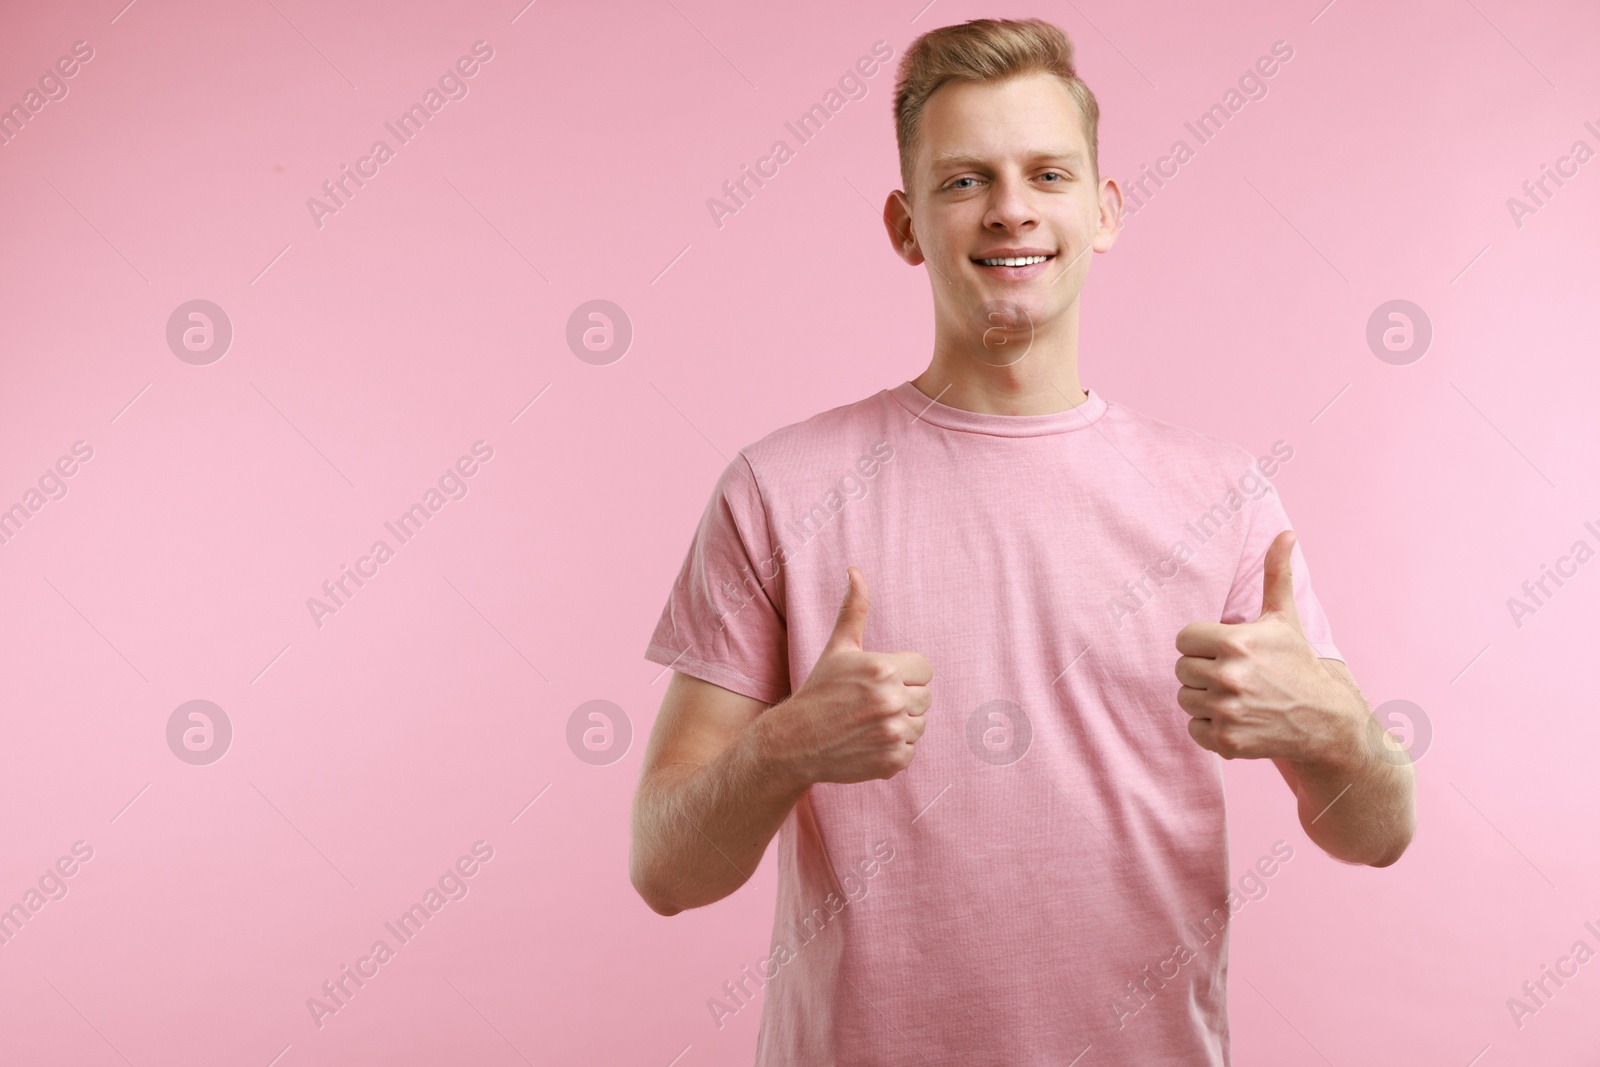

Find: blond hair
<box><xmin>892</xmin><ymin>18</ymin><xmax>1100</xmax><ymax>194</ymax></box>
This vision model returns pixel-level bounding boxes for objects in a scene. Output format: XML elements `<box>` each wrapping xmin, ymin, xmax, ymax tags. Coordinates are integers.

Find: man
<box><xmin>631</xmin><ymin>17</ymin><xmax>1414</xmax><ymax>1065</ymax></box>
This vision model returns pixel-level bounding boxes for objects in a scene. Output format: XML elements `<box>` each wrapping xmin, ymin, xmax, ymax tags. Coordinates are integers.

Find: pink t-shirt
<box><xmin>644</xmin><ymin>381</ymin><xmax>1342</xmax><ymax>1066</ymax></box>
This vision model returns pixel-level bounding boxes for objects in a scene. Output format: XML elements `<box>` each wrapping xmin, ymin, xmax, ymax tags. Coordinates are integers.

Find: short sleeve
<box><xmin>1220</xmin><ymin>474</ymin><xmax>1344</xmax><ymax>662</ymax></box>
<box><xmin>643</xmin><ymin>452</ymin><xmax>791</xmax><ymax>705</ymax></box>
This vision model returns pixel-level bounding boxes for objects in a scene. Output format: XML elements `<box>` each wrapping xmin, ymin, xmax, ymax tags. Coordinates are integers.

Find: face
<box><xmin>885</xmin><ymin>72</ymin><xmax>1121</xmax><ymax>356</ymax></box>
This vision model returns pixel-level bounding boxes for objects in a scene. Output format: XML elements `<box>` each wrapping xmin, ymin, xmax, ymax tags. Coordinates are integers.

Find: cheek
<box><xmin>1080</xmin><ymin>200</ymin><xmax>1111</xmax><ymax>234</ymax></box>
<box><xmin>928</xmin><ymin>226</ymin><xmax>977</xmax><ymax>274</ymax></box>
<box><xmin>1055</xmin><ymin>203</ymin><xmax>1099</xmax><ymax>244</ymax></box>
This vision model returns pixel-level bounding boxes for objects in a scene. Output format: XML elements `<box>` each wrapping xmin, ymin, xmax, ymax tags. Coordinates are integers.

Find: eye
<box><xmin>1039</xmin><ymin>170</ymin><xmax>1069</xmax><ymax>183</ymax></box>
<box><xmin>946</xmin><ymin>176</ymin><xmax>981</xmax><ymax>190</ymax></box>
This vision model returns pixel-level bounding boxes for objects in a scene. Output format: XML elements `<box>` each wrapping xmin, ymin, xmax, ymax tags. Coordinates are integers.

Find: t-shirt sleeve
<box><xmin>643</xmin><ymin>451</ymin><xmax>792</xmax><ymax>705</ymax></box>
<box><xmin>1220</xmin><ymin>470</ymin><xmax>1344</xmax><ymax>662</ymax></box>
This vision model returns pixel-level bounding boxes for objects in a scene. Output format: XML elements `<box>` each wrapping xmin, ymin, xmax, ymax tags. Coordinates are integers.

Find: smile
<box><xmin>974</xmin><ymin>255</ymin><xmax>1053</xmax><ymax>266</ymax></box>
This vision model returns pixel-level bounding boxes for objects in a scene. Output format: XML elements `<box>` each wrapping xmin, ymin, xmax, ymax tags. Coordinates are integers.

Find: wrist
<box><xmin>746</xmin><ymin>698</ymin><xmax>815</xmax><ymax>796</ymax></box>
<box><xmin>1298</xmin><ymin>685</ymin><xmax>1370</xmax><ymax>778</ymax></box>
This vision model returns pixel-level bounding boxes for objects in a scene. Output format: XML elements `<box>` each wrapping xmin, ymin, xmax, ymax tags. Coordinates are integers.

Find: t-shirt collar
<box><xmin>888</xmin><ymin>380</ymin><xmax>1109</xmax><ymax>438</ymax></box>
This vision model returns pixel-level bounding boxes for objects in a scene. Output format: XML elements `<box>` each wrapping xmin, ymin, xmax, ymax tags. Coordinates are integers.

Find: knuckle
<box><xmin>868</xmin><ymin>687</ymin><xmax>900</xmax><ymax>715</ymax></box>
<box><xmin>1221</xmin><ymin>633</ymin><xmax>1252</xmax><ymax>657</ymax></box>
<box><xmin>877</xmin><ymin>750</ymin><xmax>911</xmax><ymax>779</ymax></box>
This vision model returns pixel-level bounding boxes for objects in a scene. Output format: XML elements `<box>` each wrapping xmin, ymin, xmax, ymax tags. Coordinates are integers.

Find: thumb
<box><xmin>825</xmin><ymin>566</ymin><xmax>869</xmax><ymax>652</ymax></box>
<box><xmin>1258</xmin><ymin>530</ymin><xmax>1304</xmax><ymax>631</ymax></box>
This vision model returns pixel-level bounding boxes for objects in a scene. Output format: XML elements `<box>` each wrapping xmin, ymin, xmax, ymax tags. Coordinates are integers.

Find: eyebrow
<box><xmin>931</xmin><ymin>149</ymin><xmax>1086</xmax><ymax>169</ymax></box>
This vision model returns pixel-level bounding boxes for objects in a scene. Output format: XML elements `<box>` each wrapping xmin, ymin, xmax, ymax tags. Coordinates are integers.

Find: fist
<box><xmin>765</xmin><ymin>566</ymin><xmax>934</xmax><ymax>785</ymax></box>
<box><xmin>1174</xmin><ymin>530</ymin><xmax>1348</xmax><ymax>762</ymax></box>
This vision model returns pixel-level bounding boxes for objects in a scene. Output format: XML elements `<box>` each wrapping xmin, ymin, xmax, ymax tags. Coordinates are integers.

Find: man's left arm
<box><xmin>1176</xmin><ymin>530</ymin><xmax>1416</xmax><ymax>868</ymax></box>
<box><xmin>1269</xmin><ymin>656</ymin><xmax>1415</xmax><ymax>867</ymax></box>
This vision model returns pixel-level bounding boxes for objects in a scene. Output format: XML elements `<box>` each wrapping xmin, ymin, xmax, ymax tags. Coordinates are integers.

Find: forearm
<box><xmin>1280</xmin><ymin>736</ymin><xmax>1414</xmax><ymax>866</ymax></box>
<box><xmin>630</xmin><ymin>709</ymin><xmax>809</xmax><ymax>915</ymax></box>
<box><xmin>1275</xmin><ymin>664</ymin><xmax>1417</xmax><ymax>868</ymax></box>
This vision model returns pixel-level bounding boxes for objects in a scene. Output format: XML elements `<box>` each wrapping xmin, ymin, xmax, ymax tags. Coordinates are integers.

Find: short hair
<box><xmin>892</xmin><ymin>17</ymin><xmax>1101</xmax><ymax>195</ymax></box>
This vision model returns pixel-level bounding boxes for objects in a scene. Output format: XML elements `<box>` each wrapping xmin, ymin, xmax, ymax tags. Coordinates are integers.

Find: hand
<box><xmin>1174</xmin><ymin>530</ymin><xmax>1358</xmax><ymax>764</ymax></box>
<box><xmin>759</xmin><ymin>566</ymin><xmax>934</xmax><ymax>786</ymax></box>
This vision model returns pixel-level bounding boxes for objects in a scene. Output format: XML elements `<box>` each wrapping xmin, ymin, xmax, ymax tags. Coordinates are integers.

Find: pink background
<box><xmin>2</xmin><ymin>0</ymin><xmax>1597</xmax><ymax>1063</ymax></box>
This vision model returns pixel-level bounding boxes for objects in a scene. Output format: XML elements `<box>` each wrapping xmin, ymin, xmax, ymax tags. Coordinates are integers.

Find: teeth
<box><xmin>978</xmin><ymin>255</ymin><xmax>1050</xmax><ymax>266</ymax></box>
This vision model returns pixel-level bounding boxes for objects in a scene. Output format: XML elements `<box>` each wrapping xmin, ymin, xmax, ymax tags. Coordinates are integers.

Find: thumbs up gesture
<box><xmin>760</xmin><ymin>566</ymin><xmax>935</xmax><ymax>785</ymax></box>
<box><xmin>1174</xmin><ymin>530</ymin><xmax>1353</xmax><ymax>762</ymax></box>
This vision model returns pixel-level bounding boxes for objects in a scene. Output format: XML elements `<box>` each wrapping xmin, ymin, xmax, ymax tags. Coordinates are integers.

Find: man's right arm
<box><xmin>630</xmin><ymin>566</ymin><xmax>933</xmax><ymax>916</ymax></box>
<box><xmin>628</xmin><ymin>671</ymin><xmax>808</xmax><ymax>916</ymax></box>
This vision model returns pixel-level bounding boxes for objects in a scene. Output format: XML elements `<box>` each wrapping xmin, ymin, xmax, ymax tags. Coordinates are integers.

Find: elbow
<box><xmin>630</xmin><ymin>795</ymin><xmax>681</xmax><ymax>916</ymax></box>
<box><xmin>629</xmin><ymin>853</ymin><xmax>685</xmax><ymax>917</ymax></box>
<box><xmin>1351</xmin><ymin>809</ymin><xmax>1415</xmax><ymax>868</ymax></box>
<box><xmin>1307</xmin><ymin>819</ymin><xmax>1414</xmax><ymax>869</ymax></box>
<box><xmin>634</xmin><ymin>879</ymin><xmax>685</xmax><ymax>917</ymax></box>
<box><xmin>1369</xmin><ymin>823</ymin><xmax>1415</xmax><ymax>869</ymax></box>
<box><xmin>1367</xmin><ymin>844</ymin><xmax>1406</xmax><ymax>868</ymax></box>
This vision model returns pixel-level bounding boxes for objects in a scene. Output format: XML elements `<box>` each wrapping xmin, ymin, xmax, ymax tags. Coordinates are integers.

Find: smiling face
<box><xmin>886</xmin><ymin>71</ymin><xmax>1121</xmax><ymax>360</ymax></box>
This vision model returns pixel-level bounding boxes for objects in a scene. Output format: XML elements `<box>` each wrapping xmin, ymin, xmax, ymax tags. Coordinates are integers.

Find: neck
<box><xmin>912</xmin><ymin>298</ymin><xmax>1087</xmax><ymax>416</ymax></box>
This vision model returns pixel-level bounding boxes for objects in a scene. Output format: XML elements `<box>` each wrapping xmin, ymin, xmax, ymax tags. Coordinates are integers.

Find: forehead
<box><xmin>916</xmin><ymin>71</ymin><xmax>1087</xmax><ymax>167</ymax></box>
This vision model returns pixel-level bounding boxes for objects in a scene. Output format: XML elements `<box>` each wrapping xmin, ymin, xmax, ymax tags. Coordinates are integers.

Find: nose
<box><xmin>984</xmin><ymin>170</ymin><xmax>1038</xmax><ymax>233</ymax></box>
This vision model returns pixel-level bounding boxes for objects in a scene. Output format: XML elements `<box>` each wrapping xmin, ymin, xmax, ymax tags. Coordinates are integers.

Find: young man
<box><xmin>631</xmin><ymin>17</ymin><xmax>1414</xmax><ymax>1065</ymax></box>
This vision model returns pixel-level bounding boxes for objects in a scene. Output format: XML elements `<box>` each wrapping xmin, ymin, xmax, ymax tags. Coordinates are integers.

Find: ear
<box><xmin>883</xmin><ymin>190</ymin><xmax>924</xmax><ymax>266</ymax></box>
<box><xmin>1093</xmin><ymin>176</ymin><xmax>1124</xmax><ymax>253</ymax></box>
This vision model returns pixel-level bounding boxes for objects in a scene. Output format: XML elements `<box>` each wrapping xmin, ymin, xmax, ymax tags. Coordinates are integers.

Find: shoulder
<box><xmin>693</xmin><ymin>387</ymin><xmax>896</xmax><ymax>517</ymax></box>
<box><xmin>735</xmin><ymin>386</ymin><xmax>898</xmax><ymax>475</ymax></box>
<box><xmin>1099</xmin><ymin>395</ymin><xmax>1281</xmax><ymax>482</ymax></box>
